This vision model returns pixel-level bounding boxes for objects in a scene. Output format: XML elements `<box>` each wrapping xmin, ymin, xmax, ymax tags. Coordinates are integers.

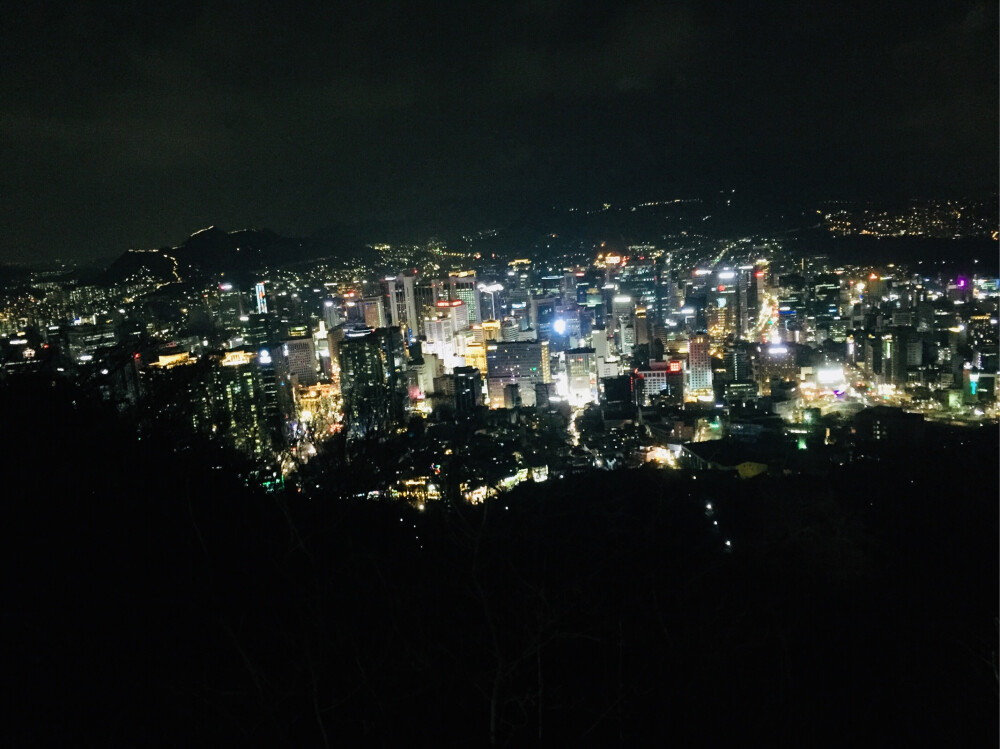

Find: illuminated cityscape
<box><xmin>4</xmin><ymin>214</ymin><xmax>996</xmax><ymax>493</ymax></box>
<box><xmin>3</xmin><ymin>1</ymin><xmax>997</xmax><ymax>745</ymax></box>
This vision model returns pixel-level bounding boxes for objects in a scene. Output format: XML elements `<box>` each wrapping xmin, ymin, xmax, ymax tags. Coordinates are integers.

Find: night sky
<box><xmin>2</xmin><ymin>0</ymin><xmax>996</xmax><ymax>262</ymax></box>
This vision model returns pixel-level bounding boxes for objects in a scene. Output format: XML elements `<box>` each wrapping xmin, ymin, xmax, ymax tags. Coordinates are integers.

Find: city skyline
<box><xmin>2</xmin><ymin>0</ymin><xmax>997</xmax><ymax>262</ymax></box>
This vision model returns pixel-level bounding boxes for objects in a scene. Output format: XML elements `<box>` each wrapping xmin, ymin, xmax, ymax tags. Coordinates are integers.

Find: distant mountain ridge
<box><xmin>100</xmin><ymin>226</ymin><xmax>342</xmax><ymax>286</ymax></box>
<box><xmin>96</xmin><ymin>194</ymin><xmax>998</xmax><ymax>286</ymax></box>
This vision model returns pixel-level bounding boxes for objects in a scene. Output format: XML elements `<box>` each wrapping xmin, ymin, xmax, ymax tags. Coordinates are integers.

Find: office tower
<box><xmin>434</xmin><ymin>299</ymin><xmax>469</xmax><ymax>332</ymax></box>
<box><xmin>448</xmin><ymin>271</ymin><xmax>481</xmax><ymax>325</ymax></box>
<box><xmin>754</xmin><ymin>343</ymin><xmax>798</xmax><ymax>395</ymax></box>
<box><xmin>254</xmin><ymin>282</ymin><xmax>268</xmax><ymax>314</ymax></box>
<box><xmin>862</xmin><ymin>333</ymin><xmax>884</xmax><ymax>378</ymax></box>
<box><xmin>485</xmin><ymin>340</ymin><xmax>551</xmax><ymax>408</ymax></box>
<box><xmin>687</xmin><ymin>333</ymin><xmax>713</xmax><ymax>393</ymax></box>
<box><xmin>339</xmin><ymin>335</ymin><xmax>389</xmax><ymax>438</ymax></box>
<box><xmin>565</xmin><ymin>347</ymin><xmax>597</xmax><ymax>404</ymax></box>
<box><xmin>218</xmin><ymin>282</ymin><xmax>245</xmax><ymax>328</ymax></box>
<box><xmin>600</xmin><ymin>372</ymin><xmax>643</xmax><ymax>417</ymax></box>
<box><xmin>337</xmin><ymin>328</ymin><xmax>406</xmax><ymax>438</ymax></box>
<box><xmin>611</xmin><ymin>295</ymin><xmax>633</xmax><ymax>328</ymax></box>
<box><xmin>620</xmin><ymin>322</ymin><xmax>635</xmax><ymax>357</ymax></box>
<box><xmin>323</xmin><ymin>300</ymin><xmax>342</xmax><ymax>329</ymax></box>
<box><xmin>242</xmin><ymin>312</ymin><xmax>274</xmax><ymax>348</ymax></box>
<box><xmin>454</xmin><ymin>366</ymin><xmax>483</xmax><ymax>415</ymax></box>
<box><xmin>465</xmin><ymin>342</ymin><xmax>488</xmax><ymax>374</ymax></box>
<box><xmin>210</xmin><ymin>350</ymin><xmax>285</xmax><ymax>458</ymax></box>
<box><xmin>381</xmin><ymin>273</ymin><xmax>420</xmax><ymax>333</ymax></box>
<box><xmin>65</xmin><ymin>319</ymin><xmax>119</xmax><ymax>361</ymax></box>
<box><xmin>725</xmin><ymin>343</ymin><xmax>753</xmax><ymax>383</ymax></box>
<box><xmin>634</xmin><ymin>307</ymin><xmax>650</xmax><ymax>347</ymax></box>
<box><xmin>529</xmin><ymin>295</ymin><xmax>558</xmax><ymax>336</ymax></box>
<box><xmin>283</xmin><ymin>336</ymin><xmax>317</xmax><ymax>387</ymax></box>
<box><xmin>500</xmin><ymin>318</ymin><xmax>519</xmax><ymax>341</ymax></box>
<box><xmin>360</xmin><ymin>297</ymin><xmax>387</xmax><ymax>329</ymax></box>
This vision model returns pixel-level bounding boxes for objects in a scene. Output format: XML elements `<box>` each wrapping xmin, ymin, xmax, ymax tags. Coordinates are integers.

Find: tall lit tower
<box><xmin>687</xmin><ymin>333</ymin><xmax>713</xmax><ymax>394</ymax></box>
<box><xmin>448</xmin><ymin>271</ymin><xmax>481</xmax><ymax>325</ymax></box>
<box><xmin>254</xmin><ymin>282</ymin><xmax>268</xmax><ymax>314</ymax></box>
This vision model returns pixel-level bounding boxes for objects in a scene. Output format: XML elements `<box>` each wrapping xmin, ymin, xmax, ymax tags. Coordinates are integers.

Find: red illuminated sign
<box><xmin>718</xmin><ymin>285</ymin><xmax>726</xmax><ymax>292</ymax></box>
<box><xmin>668</xmin><ymin>360</ymin><xmax>682</xmax><ymax>373</ymax></box>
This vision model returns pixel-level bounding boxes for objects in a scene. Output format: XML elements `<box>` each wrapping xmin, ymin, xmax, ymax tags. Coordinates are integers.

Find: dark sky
<box><xmin>1</xmin><ymin>0</ymin><xmax>997</xmax><ymax>262</ymax></box>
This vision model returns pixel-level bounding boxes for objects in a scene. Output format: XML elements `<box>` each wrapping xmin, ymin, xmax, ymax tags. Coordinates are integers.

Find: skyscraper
<box><xmin>454</xmin><ymin>366</ymin><xmax>483</xmax><ymax>415</ymax></box>
<box><xmin>360</xmin><ymin>297</ymin><xmax>387</xmax><ymax>329</ymax></box>
<box><xmin>565</xmin><ymin>347</ymin><xmax>597</xmax><ymax>404</ymax></box>
<box><xmin>448</xmin><ymin>271</ymin><xmax>481</xmax><ymax>325</ymax></box>
<box><xmin>210</xmin><ymin>350</ymin><xmax>285</xmax><ymax>457</ymax></box>
<box><xmin>485</xmin><ymin>340</ymin><xmax>551</xmax><ymax>408</ymax></box>
<box><xmin>338</xmin><ymin>327</ymin><xmax>408</xmax><ymax>438</ymax></box>
<box><xmin>688</xmin><ymin>333</ymin><xmax>713</xmax><ymax>394</ymax></box>
<box><xmin>283</xmin><ymin>336</ymin><xmax>317</xmax><ymax>387</ymax></box>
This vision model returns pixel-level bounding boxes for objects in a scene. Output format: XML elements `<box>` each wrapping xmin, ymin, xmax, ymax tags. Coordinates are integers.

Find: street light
<box><xmin>478</xmin><ymin>283</ymin><xmax>503</xmax><ymax>320</ymax></box>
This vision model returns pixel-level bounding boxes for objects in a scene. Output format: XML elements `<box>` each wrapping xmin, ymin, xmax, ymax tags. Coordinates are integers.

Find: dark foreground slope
<box><xmin>3</xmin><ymin>379</ymin><xmax>997</xmax><ymax>747</ymax></box>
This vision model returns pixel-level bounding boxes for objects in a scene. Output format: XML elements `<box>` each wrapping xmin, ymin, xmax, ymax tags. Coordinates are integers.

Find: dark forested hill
<box><xmin>3</xmin><ymin>377</ymin><xmax>997</xmax><ymax>746</ymax></box>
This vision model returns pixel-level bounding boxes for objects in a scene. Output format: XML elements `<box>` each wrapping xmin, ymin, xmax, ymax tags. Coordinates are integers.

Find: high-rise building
<box><xmin>210</xmin><ymin>350</ymin><xmax>285</xmax><ymax>457</ymax></box>
<box><xmin>565</xmin><ymin>347</ymin><xmax>597</xmax><ymax>404</ymax></box>
<box><xmin>529</xmin><ymin>295</ymin><xmax>558</xmax><ymax>336</ymax></box>
<box><xmin>465</xmin><ymin>341</ymin><xmax>488</xmax><ymax>374</ymax></box>
<box><xmin>434</xmin><ymin>299</ymin><xmax>469</xmax><ymax>332</ymax></box>
<box><xmin>381</xmin><ymin>273</ymin><xmax>420</xmax><ymax>334</ymax></box>
<box><xmin>242</xmin><ymin>312</ymin><xmax>275</xmax><ymax>348</ymax></box>
<box><xmin>500</xmin><ymin>318</ymin><xmax>519</xmax><ymax>342</ymax></box>
<box><xmin>218</xmin><ymin>282</ymin><xmax>245</xmax><ymax>328</ymax></box>
<box><xmin>454</xmin><ymin>366</ymin><xmax>483</xmax><ymax>415</ymax></box>
<box><xmin>448</xmin><ymin>271</ymin><xmax>481</xmax><ymax>325</ymax></box>
<box><xmin>338</xmin><ymin>328</ymin><xmax>406</xmax><ymax>438</ymax></box>
<box><xmin>323</xmin><ymin>300</ymin><xmax>342</xmax><ymax>329</ymax></box>
<box><xmin>254</xmin><ymin>282</ymin><xmax>268</xmax><ymax>314</ymax></box>
<box><xmin>283</xmin><ymin>336</ymin><xmax>317</xmax><ymax>386</ymax></box>
<box><xmin>687</xmin><ymin>333</ymin><xmax>713</xmax><ymax>394</ymax></box>
<box><xmin>360</xmin><ymin>297</ymin><xmax>387</xmax><ymax>329</ymax></box>
<box><xmin>754</xmin><ymin>343</ymin><xmax>798</xmax><ymax>395</ymax></box>
<box><xmin>485</xmin><ymin>340</ymin><xmax>551</xmax><ymax>408</ymax></box>
<box><xmin>339</xmin><ymin>335</ymin><xmax>388</xmax><ymax>438</ymax></box>
<box><xmin>725</xmin><ymin>343</ymin><xmax>753</xmax><ymax>383</ymax></box>
<box><xmin>600</xmin><ymin>372</ymin><xmax>643</xmax><ymax>418</ymax></box>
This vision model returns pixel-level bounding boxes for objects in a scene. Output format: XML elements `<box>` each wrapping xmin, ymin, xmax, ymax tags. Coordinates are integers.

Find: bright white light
<box><xmin>258</xmin><ymin>349</ymin><xmax>272</xmax><ymax>365</ymax></box>
<box><xmin>768</xmin><ymin>345</ymin><xmax>788</xmax><ymax>355</ymax></box>
<box><xmin>553</xmin><ymin>319</ymin><xmax>567</xmax><ymax>335</ymax></box>
<box><xmin>718</xmin><ymin>271</ymin><xmax>736</xmax><ymax>280</ymax></box>
<box><xmin>817</xmin><ymin>366</ymin><xmax>844</xmax><ymax>385</ymax></box>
